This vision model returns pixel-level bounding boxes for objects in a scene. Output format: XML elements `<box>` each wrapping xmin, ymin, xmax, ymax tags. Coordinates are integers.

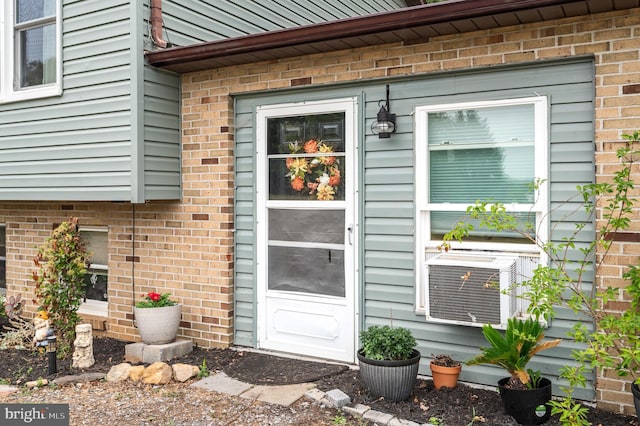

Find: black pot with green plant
<box><xmin>467</xmin><ymin>317</ymin><xmax>561</xmax><ymax>425</ymax></box>
<box><xmin>357</xmin><ymin>325</ymin><xmax>420</xmax><ymax>402</ymax></box>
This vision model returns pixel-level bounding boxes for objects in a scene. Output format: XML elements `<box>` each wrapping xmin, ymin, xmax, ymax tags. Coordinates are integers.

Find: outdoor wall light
<box><xmin>47</xmin><ymin>335</ymin><xmax>57</xmax><ymax>375</ymax></box>
<box><xmin>371</xmin><ymin>85</ymin><xmax>396</xmax><ymax>139</ymax></box>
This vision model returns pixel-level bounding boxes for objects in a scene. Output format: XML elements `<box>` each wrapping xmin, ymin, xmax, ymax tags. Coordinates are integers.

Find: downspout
<box><xmin>150</xmin><ymin>0</ymin><xmax>168</xmax><ymax>48</ymax></box>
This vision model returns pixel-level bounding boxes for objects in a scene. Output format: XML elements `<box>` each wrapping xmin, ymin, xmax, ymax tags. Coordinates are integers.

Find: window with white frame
<box><xmin>79</xmin><ymin>228</ymin><xmax>108</xmax><ymax>314</ymax></box>
<box><xmin>0</xmin><ymin>0</ymin><xmax>62</xmax><ymax>103</ymax></box>
<box><xmin>415</xmin><ymin>97</ymin><xmax>548</xmax><ymax>325</ymax></box>
<box><xmin>0</xmin><ymin>224</ymin><xmax>6</xmax><ymax>293</ymax></box>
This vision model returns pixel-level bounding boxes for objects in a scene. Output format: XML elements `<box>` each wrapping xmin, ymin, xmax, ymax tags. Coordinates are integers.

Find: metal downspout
<box><xmin>150</xmin><ymin>0</ymin><xmax>168</xmax><ymax>48</ymax></box>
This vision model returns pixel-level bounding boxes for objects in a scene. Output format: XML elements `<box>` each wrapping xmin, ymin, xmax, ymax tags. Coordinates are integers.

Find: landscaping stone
<box><xmin>191</xmin><ymin>372</ymin><xmax>253</xmax><ymax>396</ymax></box>
<box><xmin>389</xmin><ymin>418</ymin><xmax>421</xmax><ymax>426</ymax></box>
<box><xmin>125</xmin><ymin>340</ymin><xmax>192</xmax><ymax>363</ymax></box>
<box><xmin>52</xmin><ymin>372</ymin><xmax>105</xmax><ymax>386</ymax></box>
<box><xmin>304</xmin><ymin>387</ymin><xmax>326</xmax><ymax>402</ymax></box>
<box><xmin>72</xmin><ymin>324</ymin><xmax>95</xmax><ymax>369</ymax></box>
<box><xmin>342</xmin><ymin>403</ymin><xmax>370</xmax><ymax>417</ymax></box>
<box><xmin>0</xmin><ymin>385</ymin><xmax>19</xmax><ymax>396</ymax></box>
<box><xmin>172</xmin><ymin>363</ymin><xmax>198</xmax><ymax>382</ymax></box>
<box><xmin>363</xmin><ymin>409</ymin><xmax>395</xmax><ymax>425</ymax></box>
<box><xmin>26</xmin><ymin>379</ymin><xmax>48</xmax><ymax>388</ymax></box>
<box><xmin>106</xmin><ymin>363</ymin><xmax>131</xmax><ymax>382</ymax></box>
<box><xmin>129</xmin><ymin>365</ymin><xmax>145</xmax><ymax>382</ymax></box>
<box><xmin>142</xmin><ymin>362</ymin><xmax>173</xmax><ymax>384</ymax></box>
<box><xmin>325</xmin><ymin>388</ymin><xmax>351</xmax><ymax>408</ymax></box>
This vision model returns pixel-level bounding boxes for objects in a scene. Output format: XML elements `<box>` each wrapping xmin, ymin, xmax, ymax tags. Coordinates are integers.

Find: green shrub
<box><xmin>33</xmin><ymin>217</ymin><xmax>89</xmax><ymax>357</ymax></box>
<box><xmin>360</xmin><ymin>325</ymin><xmax>417</xmax><ymax>361</ymax></box>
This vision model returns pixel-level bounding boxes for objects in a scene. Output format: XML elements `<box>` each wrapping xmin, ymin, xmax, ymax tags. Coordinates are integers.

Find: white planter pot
<box><xmin>134</xmin><ymin>304</ymin><xmax>182</xmax><ymax>345</ymax></box>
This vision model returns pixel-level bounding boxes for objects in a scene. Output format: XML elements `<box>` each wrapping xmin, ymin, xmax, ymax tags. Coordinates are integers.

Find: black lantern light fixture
<box><xmin>371</xmin><ymin>84</ymin><xmax>396</xmax><ymax>139</ymax></box>
<box><xmin>47</xmin><ymin>335</ymin><xmax>57</xmax><ymax>375</ymax></box>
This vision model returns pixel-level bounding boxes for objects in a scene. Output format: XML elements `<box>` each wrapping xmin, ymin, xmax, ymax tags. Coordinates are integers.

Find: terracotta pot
<box><xmin>430</xmin><ymin>361</ymin><xmax>461</xmax><ymax>389</ymax></box>
<box><xmin>134</xmin><ymin>304</ymin><xmax>181</xmax><ymax>345</ymax></box>
<box><xmin>357</xmin><ymin>349</ymin><xmax>421</xmax><ymax>402</ymax></box>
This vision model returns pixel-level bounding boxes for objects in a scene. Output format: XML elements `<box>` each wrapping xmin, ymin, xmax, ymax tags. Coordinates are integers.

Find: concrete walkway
<box><xmin>191</xmin><ymin>371</ymin><xmax>316</xmax><ymax>406</ymax></box>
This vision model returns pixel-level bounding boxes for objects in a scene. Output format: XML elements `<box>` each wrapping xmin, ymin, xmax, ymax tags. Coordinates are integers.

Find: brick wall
<box><xmin>181</xmin><ymin>7</ymin><xmax>638</xmax><ymax>413</ymax></box>
<box><xmin>0</xmin><ymin>200</ymin><xmax>235</xmax><ymax>349</ymax></box>
<box><xmin>2</xmin><ymin>5</ymin><xmax>639</xmax><ymax>413</ymax></box>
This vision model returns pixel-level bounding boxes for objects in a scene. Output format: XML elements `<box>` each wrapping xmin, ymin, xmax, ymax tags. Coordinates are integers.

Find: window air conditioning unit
<box><xmin>425</xmin><ymin>252</ymin><xmax>518</xmax><ymax>328</ymax></box>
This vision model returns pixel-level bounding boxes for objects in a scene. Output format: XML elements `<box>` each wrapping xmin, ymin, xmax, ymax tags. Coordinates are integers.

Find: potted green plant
<box><xmin>467</xmin><ymin>317</ymin><xmax>560</xmax><ymax>425</ymax></box>
<box><xmin>134</xmin><ymin>291</ymin><xmax>181</xmax><ymax>345</ymax></box>
<box><xmin>357</xmin><ymin>325</ymin><xmax>420</xmax><ymax>401</ymax></box>
<box><xmin>430</xmin><ymin>353</ymin><xmax>462</xmax><ymax>389</ymax></box>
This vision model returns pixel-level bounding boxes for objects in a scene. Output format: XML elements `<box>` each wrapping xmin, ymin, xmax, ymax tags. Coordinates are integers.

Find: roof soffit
<box><xmin>145</xmin><ymin>0</ymin><xmax>640</xmax><ymax>72</ymax></box>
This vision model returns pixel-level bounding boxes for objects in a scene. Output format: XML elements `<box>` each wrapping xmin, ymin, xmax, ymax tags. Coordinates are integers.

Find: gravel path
<box><xmin>0</xmin><ymin>380</ymin><xmax>346</xmax><ymax>425</ymax></box>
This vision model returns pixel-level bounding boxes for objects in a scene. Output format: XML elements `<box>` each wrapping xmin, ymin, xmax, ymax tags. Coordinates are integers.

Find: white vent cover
<box><xmin>425</xmin><ymin>253</ymin><xmax>517</xmax><ymax>328</ymax></box>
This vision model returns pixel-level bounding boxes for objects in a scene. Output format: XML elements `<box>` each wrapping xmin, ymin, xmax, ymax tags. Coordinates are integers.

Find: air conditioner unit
<box><xmin>425</xmin><ymin>252</ymin><xmax>518</xmax><ymax>328</ymax></box>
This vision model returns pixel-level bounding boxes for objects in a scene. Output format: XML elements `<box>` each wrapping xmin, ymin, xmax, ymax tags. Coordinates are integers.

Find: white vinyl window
<box><xmin>0</xmin><ymin>0</ymin><xmax>62</xmax><ymax>103</ymax></box>
<box><xmin>79</xmin><ymin>227</ymin><xmax>108</xmax><ymax>316</ymax></box>
<box><xmin>415</xmin><ymin>97</ymin><xmax>549</xmax><ymax>313</ymax></box>
<box><xmin>0</xmin><ymin>224</ymin><xmax>5</xmax><ymax>293</ymax></box>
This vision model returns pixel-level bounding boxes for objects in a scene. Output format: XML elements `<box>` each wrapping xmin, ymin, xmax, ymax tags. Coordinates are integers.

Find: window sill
<box><xmin>78</xmin><ymin>300</ymin><xmax>107</xmax><ymax>318</ymax></box>
<box><xmin>78</xmin><ymin>301</ymin><xmax>108</xmax><ymax>331</ymax></box>
<box><xmin>0</xmin><ymin>85</ymin><xmax>62</xmax><ymax>104</ymax></box>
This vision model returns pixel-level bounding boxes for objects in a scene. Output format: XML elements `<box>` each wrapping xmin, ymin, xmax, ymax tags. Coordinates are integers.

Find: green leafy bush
<box><xmin>360</xmin><ymin>325</ymin><xmax>417</xmax><ymax>361</ymax></box>
<box><xmin>33</xmin><ymin>217</ymin><xmax>89</xmax><ymax>357</ymax></box>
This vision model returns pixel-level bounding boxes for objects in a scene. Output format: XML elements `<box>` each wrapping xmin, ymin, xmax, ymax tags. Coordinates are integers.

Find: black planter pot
<box><xmin>357</xmin><ymin>349</ymin><xmax>421</xmax><ymax>402</ymax></box>
<box><xmin>498</xmin><ymin>377</ymin><xmax>552</xmax><ymax>425</ymax></box>
<box><xmin>632</xmin><ymin>382</ymin><xmax>640</xmax><ymax>418</ymax></box>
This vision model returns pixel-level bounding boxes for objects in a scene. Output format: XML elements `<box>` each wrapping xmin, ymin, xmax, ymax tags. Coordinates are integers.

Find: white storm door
<box><xmin>256</xmin><ymin>98</ymin><xmax>357</xmax><ymax>363</ymax></box>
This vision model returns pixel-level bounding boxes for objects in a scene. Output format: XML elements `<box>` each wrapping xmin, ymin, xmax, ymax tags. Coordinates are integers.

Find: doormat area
<box><xmin>223</xmin><ymin>351</ymin><xmax>349</xmax><ymax>385</ymax></box>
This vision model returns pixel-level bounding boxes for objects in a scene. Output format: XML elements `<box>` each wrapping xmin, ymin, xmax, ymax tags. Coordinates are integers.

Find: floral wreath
<box><xmin>285</xmin><ymin>138</ymin><xmax>341</xmax><ymax>200</ymax></box>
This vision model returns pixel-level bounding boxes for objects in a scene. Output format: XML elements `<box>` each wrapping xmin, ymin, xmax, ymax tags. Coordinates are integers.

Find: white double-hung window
<box><xmin>78</xmin><ymin>227</ymin><xmax>108</xmax><ymax>317</ymax></box>
<box><xmin>415</xmin><ymin>97</ymin><xmax>549</xmax><ymax>325</ymax></box>
<box><xmin>0</xmin><ymin>0</ymin><xmax>62</xmax><ymax>103</ymax></box>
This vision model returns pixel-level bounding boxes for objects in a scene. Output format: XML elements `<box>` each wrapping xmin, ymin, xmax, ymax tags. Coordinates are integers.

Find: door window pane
<box><xmin>268</xmin><ymin>246</ymin><xmax>345</xmax><ymax>297</ymax></box>
<box><xmin>267</xmin><ymin>113</ymin><xmax>345</xmax><ymax>201</ymax></box>
<box><xmin>269</xmin><ymin>209</ymin><xmax>344</xmax><ymax>244</ymax></box>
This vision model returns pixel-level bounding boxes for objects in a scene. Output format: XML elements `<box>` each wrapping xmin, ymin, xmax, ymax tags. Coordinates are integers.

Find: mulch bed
<box><xmin>1</xmin><ymin>334</ymin><xmax>639</xmax><ymax>426</ymax></box>
<box><xmin>224</xmin><ymin>350</ymin><xmax>349</xmax><ymax>385</ymax></box>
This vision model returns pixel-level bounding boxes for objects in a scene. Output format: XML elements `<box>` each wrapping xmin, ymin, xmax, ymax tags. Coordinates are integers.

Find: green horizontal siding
<box><xmin>233</xmin><ymin>58</ymin><xmax>595</xmax><ymax>400</ymax></box>
<box><xmin>156</xmin><ymin>0</ymin><xmax>406</xmax><ymax>47</ymax></box>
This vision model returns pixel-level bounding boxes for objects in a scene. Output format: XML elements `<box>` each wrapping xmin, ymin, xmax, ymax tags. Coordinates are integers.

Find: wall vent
<box><xmin>425</xmin><ymin>252</ymin><xmax>518</xmax><ymax>328</ymax></box>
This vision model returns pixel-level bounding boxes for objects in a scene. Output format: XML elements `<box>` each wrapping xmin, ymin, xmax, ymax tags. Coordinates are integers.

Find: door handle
<box><xmin>347</xmin><ymin>224</ymin><xmax>353</xmax><ymax>245</ymax></box>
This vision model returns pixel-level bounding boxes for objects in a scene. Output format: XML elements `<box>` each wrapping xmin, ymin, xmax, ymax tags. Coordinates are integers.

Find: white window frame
<box><xmin>0</xmin><ymin>0</ymin><xmax>62</xmax><ymax>103</ymax></box>
<box><xmin>78</xmin><ymin>226</ymin><xmax>108</xmax><ymax>317</ymax></box>
<box><xmin>414</xmin><ymin>96</ymin><xmax>549</xmax><ymax>313</ymax></box>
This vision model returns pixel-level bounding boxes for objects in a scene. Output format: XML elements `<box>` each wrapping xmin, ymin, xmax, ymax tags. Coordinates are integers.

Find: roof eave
<box><xmin>143</xmin><ymin>0</ymin><xmax>601</xmax><ymax>72</ymax></box>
